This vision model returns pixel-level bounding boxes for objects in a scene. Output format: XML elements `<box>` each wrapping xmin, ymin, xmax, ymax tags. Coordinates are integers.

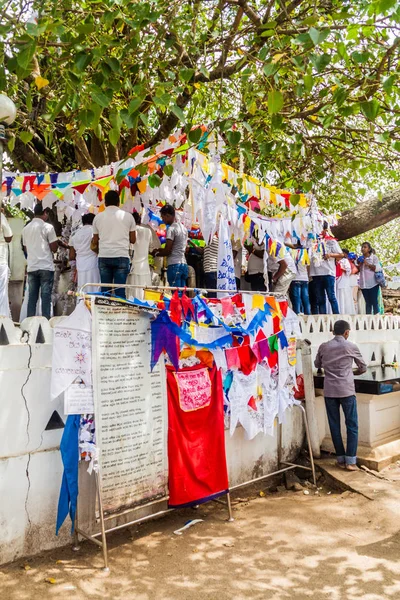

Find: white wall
<box><xmin>0</xmin><ymin>315</ymin><xmax>305</xmax><ymax>565</ymax></box>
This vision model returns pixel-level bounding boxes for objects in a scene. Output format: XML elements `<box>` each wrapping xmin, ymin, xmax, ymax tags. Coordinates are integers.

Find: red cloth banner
<box><xmin>167</xmin><ymin>364</ymin><xmax>229</xmax><ymax>507</ymax></box>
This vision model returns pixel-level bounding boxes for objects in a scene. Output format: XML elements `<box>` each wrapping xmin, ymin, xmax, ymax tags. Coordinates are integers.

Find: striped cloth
<box><xmin>203</xmin><ymin>236</ymin><xmax>219</xmax><ymax>273</ymax></box>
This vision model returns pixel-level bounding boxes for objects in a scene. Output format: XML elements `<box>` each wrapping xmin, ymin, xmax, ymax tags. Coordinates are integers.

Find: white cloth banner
<box><xmin>51</xmin><ymin>300</ymin><xmax>92</xmax><ymax>399</ymax></box>
<box><xmin>217</xmin><ymin>217</ymin><xmax>236</xmax><ymax>297</ymax></box>
<box><xmin>0</xmin><ymin>264</ymin><xmax>10</xmax><ymax>318</ymax></box>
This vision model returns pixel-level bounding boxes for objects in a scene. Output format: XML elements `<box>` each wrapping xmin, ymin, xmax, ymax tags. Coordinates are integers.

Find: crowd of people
<box><xmin>0</xmin><ymin>192</ymin><xmax>385</xmax><ymax>320</ymax></box>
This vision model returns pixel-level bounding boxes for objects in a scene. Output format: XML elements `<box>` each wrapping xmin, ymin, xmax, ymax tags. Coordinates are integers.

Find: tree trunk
<box><xmin>332</xmin><ymin>187</ymin><xmax>400</xmax><ymax>241</ymax></box>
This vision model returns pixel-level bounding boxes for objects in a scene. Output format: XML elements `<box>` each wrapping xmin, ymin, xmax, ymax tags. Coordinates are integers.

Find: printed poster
<box><xmin>92</xmin><ymin>298</ymin><xmax>168</xmax><ymax>513</ymax></box>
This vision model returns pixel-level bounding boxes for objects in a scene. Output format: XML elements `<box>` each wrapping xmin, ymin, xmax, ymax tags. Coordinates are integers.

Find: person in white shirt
<box><xmin>287</xmin><ymin>243</ymin><xmax>311</xmax><ymax>314</ymax></box>
<box><xmin>0</xmin><ymin>213</ymin><xmax>13</xmax><ymax>317</ymax></box>
<box><xmin>268</xmin><ymin>248</ymin><xmax>297</xmax><ymax>296</ymax></box>
<box><xmin>203</xmin><ymin>233</ymin><xmax>219</xmax><ymax>298</ymax></box>
<box><xmin>245</xmin><ymin>237</ymin><xmax>266</xmax><ymax>291</ymax></box>
<box><xmin>127</xmin><ymin>212</ymin><xmax>152</xmax><ymax>300</ymax></box>
<box><xmin>22</xmin><ymin>203</ymin><xmax>58</xmax><ymax>319</ymax></box>
<box><xmin>309</xmin><ymin>221</ymin><xmax>344</xmax><ymax>314</ymax></box>
<box><xmin>336</xmin><ymin>250</ymin><xmax>356</xmax><ymax>315</ymax></box>
<box><xmin>152</xmin><ymin>204</ymin><xmax>188</xmax><ymax>288</ymax></box>
<box><xmin>357</xmin><ymin>242</ymin><xmax>381</xmax><ymax>314</ymax></box>
<box><xmin>92</xmin><ymin>190</ymin><xmax>136</xmax><ymax>298</ymax></box>
<box><xmin>69</xmin><ymin>213</ymin><xmax>100</xmax><ymax>292</ymax></box>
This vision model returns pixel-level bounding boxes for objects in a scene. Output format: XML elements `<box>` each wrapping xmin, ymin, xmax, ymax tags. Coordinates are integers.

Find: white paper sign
<box><xmin>92</xmin><ymin>298</ymin><xmax>168</xmax><ymax>513</ymax></box>
<box><xmin>64</xmin><ymin>382</ymin><xmax>94</xmax><ymax>415</ymax></box>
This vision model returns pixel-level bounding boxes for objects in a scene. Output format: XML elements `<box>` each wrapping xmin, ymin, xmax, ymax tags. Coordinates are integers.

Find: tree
<box><xmin>2</xmin><ymin>0</ymin><xmax>400</xmax><ymax>239</ymax></box>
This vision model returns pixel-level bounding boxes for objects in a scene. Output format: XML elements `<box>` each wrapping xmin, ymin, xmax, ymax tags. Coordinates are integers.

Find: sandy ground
<box><xmin>1</xmin><ymin>479</ymin><xmax>400</xmax><ymax>600</ymax></box>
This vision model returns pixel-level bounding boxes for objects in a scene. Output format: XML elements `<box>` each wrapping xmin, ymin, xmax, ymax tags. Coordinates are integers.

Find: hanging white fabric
<box><xmin>0</xmin><ymin>264</ymin><xmax>10</xmax><ymax>317</ymax></box>
<box><xmin>51</xmin><ymin>300</ymin><xmax>92</xmax><ymax>399</ymax></box>
<box><xmin>217</xmin><ymin>216</ymin><xmax>237</xmax><ymax>297</ymax></box>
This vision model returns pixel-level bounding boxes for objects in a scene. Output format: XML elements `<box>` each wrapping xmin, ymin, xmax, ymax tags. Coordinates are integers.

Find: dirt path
<box><xmin>1</xmin><ymin>483</ymin><xmax>400</xmax><ymax>600</ymax></box>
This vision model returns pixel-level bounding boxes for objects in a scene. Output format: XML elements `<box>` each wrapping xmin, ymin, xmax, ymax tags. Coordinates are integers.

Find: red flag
<box><xmin>167</xmin><ymin>364</ymin><xmax>229</xmax><ymax>507</ymax></box>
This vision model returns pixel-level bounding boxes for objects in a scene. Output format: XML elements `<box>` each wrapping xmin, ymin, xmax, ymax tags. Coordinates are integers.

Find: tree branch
<box><xmin>332</xmin><ymin>187</ymin><xmax>400</xmax><ymax>240</ymax></box>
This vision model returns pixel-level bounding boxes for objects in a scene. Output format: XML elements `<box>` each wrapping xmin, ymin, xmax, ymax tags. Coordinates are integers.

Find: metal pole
<box><xmin>226</xmin><ymin>492</ymin><xmax>234</xmax><ymax>522</ymax></box>
<box><xmin>78</xmin><ymin>282</ymin><xmax>286</xmax><ymax>298</ymax></box>
<box><xmin>94</xmin><ymin>469</ymin><xmax>109</xmax><ymax>572</ymax></box>
<box><xmin>299</xmin><ymin>403</ymin><xmax>317</xmax><ymax>486</ymax></box>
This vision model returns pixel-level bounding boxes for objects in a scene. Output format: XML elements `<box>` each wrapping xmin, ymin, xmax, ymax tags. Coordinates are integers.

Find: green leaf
<box><xmin>308</xmin><ymin>27</ymin><xmax>330</xmax><ymax>46</ymax></box>
<box><xmin>227</xmin><ymin>130</ymin><xmax>241</xmax><ymax>146</ymax></box>
<box><xmin>74</xmin><ymin>51</ymin><xmax>93</xmax><ymax>72</ymax></box>
<box><xmin>109</xmin><ymin>110</ymin><xmax>122</xmax><ymax>132</ymax></box>
<box><xmin>16</xmin><ymin>43</ymin><xmax>37</xmax><ymax>70</ymax></box>
<box><xmin>293</xmin><ymin>33</ymin><xmax>312</xmax><ymax>46</ymax></box>
<box><xmin>139</xmin><ymin>113</ymin><xmax>149</xmax><ymax>127</ymax></box>
<box><xmin>351</xmin><ymin>51</ymin><xmax>369</xmax><ymax>64</ymax></box>
<box><xmin>91</xmin><ymin>90</ymin><xmax>112</xmax><ymax>108</ymax></box>
<box><xmin>360</xmin><ymin>99</ymin><xmax>380</xmax><ymax>121</ymax></box>
<box><xmin>304</xmin><ymin>74</ymin><xmax>314</xmax><ymax>92</ymax></box>
<box><xmin>383</xmin><ymin>75</ymin><xmax>396</xmax><ymax>92</ymax></box>
<box><xmin>128</xmin><ymin>97</ymin><xmax>143</xmax><ymax>114</ymax></box>
<box><xmin>199</xmin><ymin>65</ymin><xmax>209</xmax><ymax>78</ymax></box>
<box><xmin>346</xmin><ymin>25</ymin><xmax>360</xmax><ymax>41</ymax></box>
<box><xmin>26</xmin><ymin>89</ymin><xmax>32</xmax><ymax>112</ymax></box>
<box><xmin>314</xmin><ymin>54</ymin><xmax>331</xmax><ymax>73</ymax></box>
<box><xmin>378</xmin><ymin>0</ymin><xmax>397</xmax><ymax>13</ymax></box>
<box><xmin>261</xmin><ymin>21</ymin><xmax>277</xmax><ymax>29</ymax></box>
<box><xmin>260</xmin><ymin>30</ymin><xmax>275</xmax><ymax>37</ymax></box>
<box><xmin>108</xmin><ymin>128</ymin><xmax>120</xmax><ymax>146</ymax></box>
<box><xmin>258</xmin><ymin>47</ymin><xmax>268</xmax><ymax>61</ymax></box>
<box><xmin>188</xmin><ymin>128</ymin><xmax>202</xmax><ymax>143</ymax></box>
<box><xmin>171</xmin><ymin>104</ymin><xmax>185</xmax><ymax>121</ymax></box>
<box><xmin>263</xmin><ymin>63</ymin><xmax>276</xmax><ymax>77</ymax></box>
<box><xmin>333</xmin><ymin>87</ymin><xmax>347</xmax><ymax>107</ymax></box>
<box><xmin>290</xmin><ymin>194</ymin><xmax>300</xmax><ymax>206</ymax></box>
<box><xmin>148</xmin><ymin>173</ymin><xmax>162</xmax><ymax>188</ymax></box>
<box><xmin>105</xmin><ymin>57</ymin><xmax>120</xmax><ymax>72</ymax></box>
<box><xmin>76</xmin><ymin>22</ymin><xmax>94</xmax><ymax>35</ymax></box>
<box><xmin>79</xmin><ymin>109</ymin><xmax>94</xmax><ymax>127</ymax></box>
<box><xmin>120</xmin><ymin>109</ymin><xmax>135</xmax><ymax>128</ymax></box>
<box><xmin>164</xmin><ymin>164</ymin><xmax>174</xmax><ymax>177</ymax></box>
<box><xmin>267</xmin><ymin>90</ymin><xmax>284</xmax><ymax>115</ymax></box>
<box><xmin>179</xmin><ymin>68</ymin><xmax>195</xmax><ymax>82</ymax></box>
<box><xmin>322</xmin><ymin>114</ymin><xmax>335</xmax><ymax>128</ymax></box>
<box><xmin>7</xmin><ymin>136</ymin><xmax>15</xmax><ymax>152</ymax></box>
<box><xmin>19</xmin><ymin>131</ymin><xmax>33</xmax><ymax>145</ymax></box>
<box><xmin>51</xmin><ymin>94</ymin><xmax>68</xmax><ymax>119</ymax></box>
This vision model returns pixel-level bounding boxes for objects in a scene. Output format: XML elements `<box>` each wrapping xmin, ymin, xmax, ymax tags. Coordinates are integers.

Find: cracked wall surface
<box><xmin>0</xmin><ymin>314</ymin><xmax>306</xmax><ymax>566</ymax></box>
<box><xmin>0</xmin><ymin>317</ymin><xmax>70</xmax><ymax>564</ymax></box>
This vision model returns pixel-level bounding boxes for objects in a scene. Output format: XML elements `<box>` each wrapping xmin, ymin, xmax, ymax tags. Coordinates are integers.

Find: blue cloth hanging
<box><xmin>56</xmin><ymin>414</ymin><xmax>80</xmax><ymax>535</ymax></box>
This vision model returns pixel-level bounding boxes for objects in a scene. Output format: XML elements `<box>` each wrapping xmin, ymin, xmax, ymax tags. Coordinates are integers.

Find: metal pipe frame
<box><xmin>78</xmin><ymin>282</ymin><xmax>285</xmax><ymax>298</ymax></box>
<box><xmin>73</xmin><ymin>404</ymin><xmax>316</xmax><ymax>570</ymax></box>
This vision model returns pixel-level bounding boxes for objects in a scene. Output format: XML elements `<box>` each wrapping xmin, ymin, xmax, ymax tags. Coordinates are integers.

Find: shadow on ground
<box><xmin>1</xmin><ymin>487</ymin><xmax>400</xmax><ymax>600</ymax></box>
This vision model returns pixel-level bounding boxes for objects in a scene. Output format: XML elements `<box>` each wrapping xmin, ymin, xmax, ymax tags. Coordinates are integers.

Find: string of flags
<box><xmin>2</xmin><ymin>126</ymin><xmax>337</xmax><ymax>248</ymax></box>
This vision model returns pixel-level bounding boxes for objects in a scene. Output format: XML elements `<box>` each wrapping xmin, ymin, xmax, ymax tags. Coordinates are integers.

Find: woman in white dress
<box><xmin>336</xmin><ymin>250</ymin><xmax>356</xmax><ymax>315</ymax></box>
<box><xmin>127</xmin><ymin>212</ymin><xmax>152</xmax><ymax>300</ymax></box>
<box><xmin>69</xmin><ymin>213</ymin><xmax>100</xmax><ymax>293</ymax></box>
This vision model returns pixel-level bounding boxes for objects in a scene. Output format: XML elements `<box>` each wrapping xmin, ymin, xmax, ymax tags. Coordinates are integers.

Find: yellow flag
<box><xmin>35</xmin><ymin>76</ymin><xmax>49</xmax><ymax>90</ymax></box>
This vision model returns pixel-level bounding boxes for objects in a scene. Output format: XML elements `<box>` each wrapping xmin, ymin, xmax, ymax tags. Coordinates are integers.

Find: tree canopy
<box><xmin>2</xmin><ymin>0</ymin><xmax>400</xmax><ymax>239</ymax></box>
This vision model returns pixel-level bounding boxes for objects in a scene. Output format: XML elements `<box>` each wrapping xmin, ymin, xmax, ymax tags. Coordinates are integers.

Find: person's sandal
<box><xmin>346</xmin><ymin>464</ymin><xmax>358</xmax><ymax>471</ymax></box>
<box><xmin>336</xmin><ymin>462</ymin><xmax>346</xmax><ymax>469</ymax></box>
